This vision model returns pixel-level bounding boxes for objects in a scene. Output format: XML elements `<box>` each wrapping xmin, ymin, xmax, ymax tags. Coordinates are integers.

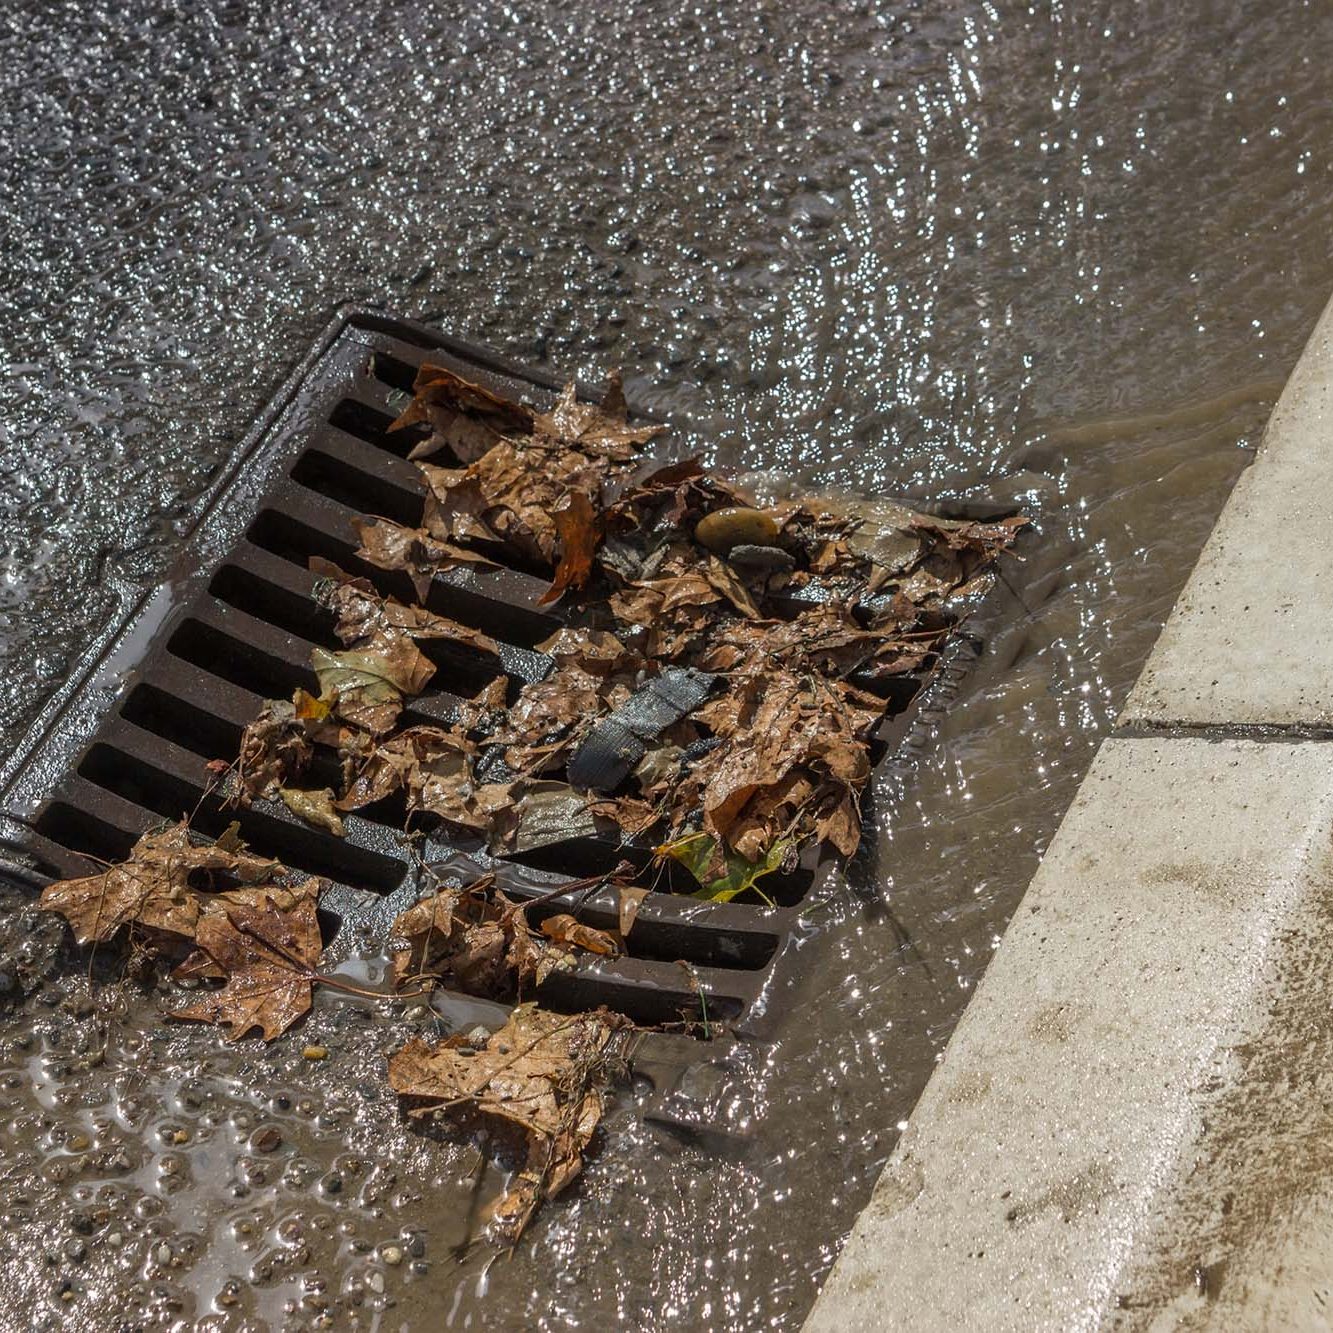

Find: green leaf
<box><xmin>655</xmin><ymin>832</ymin><xmax>787</xmax><ymax>905</ymax></box>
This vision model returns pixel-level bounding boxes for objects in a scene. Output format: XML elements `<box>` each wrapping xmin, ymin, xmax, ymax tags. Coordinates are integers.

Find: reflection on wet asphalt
<box><xmin>1</xmin><ymin>0</ymin><xmax>1332</xmax><ymax>1327</ymax></box>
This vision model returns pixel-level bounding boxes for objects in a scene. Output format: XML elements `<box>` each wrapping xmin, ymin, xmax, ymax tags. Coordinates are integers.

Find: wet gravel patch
<box><xmin>0</xmin><ymin>970</ymin><xmax>473</xmax><ymax>1329</ymax></box>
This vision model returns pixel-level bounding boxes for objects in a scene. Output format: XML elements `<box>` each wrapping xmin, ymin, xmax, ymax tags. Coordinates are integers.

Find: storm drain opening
<box><xmin>0</xmin><ymin>307</ymin><xmax>1025</xmax><ymax>1162</ymax></box>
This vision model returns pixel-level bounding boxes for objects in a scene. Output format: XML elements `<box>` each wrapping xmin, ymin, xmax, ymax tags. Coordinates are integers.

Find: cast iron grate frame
<box><xmin>0</xmin><ymin>305</ymin><xmax>985</xmax><ymax>1136</ymax></box>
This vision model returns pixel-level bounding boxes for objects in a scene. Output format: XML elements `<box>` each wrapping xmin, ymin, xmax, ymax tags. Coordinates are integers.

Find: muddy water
<box><xmin>2</xmin><ymin>0</ymin><xmax>1332</xmax><ymax>1328</ymax></box>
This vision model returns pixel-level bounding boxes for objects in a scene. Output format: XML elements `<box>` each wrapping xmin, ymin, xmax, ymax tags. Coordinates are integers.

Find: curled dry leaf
<box><xmin>532</xmin><ymin>370</ymin><xmax>663</xmax><ymax>459</ymax></box>
<box><xmin>389</xmin><ymin>362</ymin><xmax>535</xmax><ymax>463</ymax></box>
<box><xmin>387</xmin><ymin>1003</ymin><xmax>634</xmax><ymax>1246</ymax></box>
<box><xmin>389</xmin><ymin>883</ymin><xmax>513</xmax><ymax>997</ymax></box>
<box><xmin>388</xmin><ymin>879</ymin><xmax>619</xmax><ymax>1000</ymax></box>
<box><xmin>233</xmin><ymin>698</ymin><xmax>315</xmax><ymax>804</ymax></box>
<box><xmin>335</xmin><ymin>725</ymin><xmax>515</xmax><ymax>839</ymax></box>
<box><xmin>539</xmin><ymin>489</ymin><xmax>602</xmax><ymax>605</ymax></box>
<box><xmin>353</xmin><ymin>515</ymin><xmax>491</xmax><ymax>603</ymax></box>
<box><xmin>316</xmin><ymin>575</ymin><xmax>500</xmax><ymax>658</ymax></box>
<box><xmin>538</xmin><ymin>914</ymin><xmax>620</xmax><ymax>956</ymax></box>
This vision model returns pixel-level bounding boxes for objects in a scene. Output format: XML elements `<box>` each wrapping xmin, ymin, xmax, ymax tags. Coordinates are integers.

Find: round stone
<box><xmin>694</xmin><ymin>507</ymin><xmax>780</xmax><ymax>555</ymax></box>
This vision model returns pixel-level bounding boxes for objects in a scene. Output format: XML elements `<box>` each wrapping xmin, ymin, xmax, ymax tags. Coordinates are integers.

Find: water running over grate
<box><xmin>0</xmin><ymin>307</ymin><xmax>978</xmax><ymax>1136</ymax></box>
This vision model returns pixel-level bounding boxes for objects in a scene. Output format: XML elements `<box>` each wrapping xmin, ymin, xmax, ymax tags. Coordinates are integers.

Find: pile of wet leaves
<box><xmin>234</xmin><ymin>365</ymin><xmax>1025</xmax><ymax>898</ymax></box>
<box><xmin>37</xmin><ymin>365</ymin><xmax>1026</xmax><ymax>1245</ymax></box>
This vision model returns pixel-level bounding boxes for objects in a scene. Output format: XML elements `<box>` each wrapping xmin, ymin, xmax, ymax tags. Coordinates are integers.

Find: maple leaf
<box><xmin>353</xmin><ymin>515</ymin><xmax>492</xmax><ymax>603</ymax></box>
<box><xmin>39</xmin><ymin>822</ymin><xmax>280</xmax><ymax>947</ymax></box>
<box><xmin>172</xmin><ymin>879</ymin><xmax>323</xmax><ymax>1041</ymax></box>
<box><xmin>389</xmin><ymin>876</ymin><xmax>628</xmax><ymax>1000</ymax></box>
<box><xmin>388</xmin><ymin>362</ymin><xmax>534</xmax><ymax>463</ymax></box>
<box><xmin>531</xmin><ymin>370</ymin><xmax>663</xmax><ymax>459</ymax></box>
<box><xmin>314</xmin><ymin>574</ymin><xmax>500</xmax><ymax>657</ymax></box>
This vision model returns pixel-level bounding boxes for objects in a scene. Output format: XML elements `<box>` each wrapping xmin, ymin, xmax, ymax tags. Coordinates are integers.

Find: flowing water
<box><xmin>1</xmin><ymin>0</ymin><xmax>1332</xmax><ymax>1327</ymax></box>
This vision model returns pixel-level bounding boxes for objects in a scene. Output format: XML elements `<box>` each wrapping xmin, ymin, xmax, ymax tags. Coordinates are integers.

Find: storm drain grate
<box><xmin>0</xmin><ymin>307</ymin><xmax>980</xmax><ymax>1136</ymax></box>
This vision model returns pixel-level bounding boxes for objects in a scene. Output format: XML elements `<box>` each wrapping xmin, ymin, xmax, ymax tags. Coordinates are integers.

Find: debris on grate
<box><xmin>0</xmin><ymin>308</ymin><xmax>1027</xmax><ymax>1160</ymax></box>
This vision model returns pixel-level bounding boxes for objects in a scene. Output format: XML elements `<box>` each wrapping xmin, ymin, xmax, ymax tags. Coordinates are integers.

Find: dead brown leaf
<box><xmin>353</xmin><ymin>516</ymin><xmax>493</xmax><ymax>603</ymax></box>
<box><xmin>532</xmin><ymin>370</ymin><xmax>663</xmax><ymax>459</ymax></box>
<box><xmin>316</xmin><ymin>575</ymin><xmax>500</xmax><ymax>658</ymax></box>
<box><xmin>233</xmin><ymin>699</ymin><xmax>315</xmax><ymax>804</ymax></box>
<box><xmin>617</xmin><ymin>886</ymin><xmax>649</xmax><ymax>937</ymax></box>
<box><xmin>539</xmin><ymin>489</ymin><xmax>602</xmax><ymax>605</ymax></box>
<box><xmin>310</xmin><ymin>636</ymin><xmax>432</xmax><ymax>736</ymax></box>
<box><xmin>389</xmin><ymin>874</ymin><xmax>632</xmax><ymax>1001</ymax></box>
<box><xmin>39</xmin><ymin>822</ymin><xmax>281</xmax><ymax>947</ymax></box>
<box><xmin>538</xmin><ymin>914</ymin><xmax>620</xmax><ymax>956</ymax></box>
<box><xmin>390</xmin><ymin>362</ymin><xmax>535</xmax><ymax>464</ymax></box>
<box><xmin>172</xmin><ymin>878</ymin><xmax>324</xmax><ymax>1040</ymax></box>
<box><xmin>387</xmin><ymin>1003</ymin><xmax>634</xmax><ymax>1245</ymax></box>
<box><xmin>278</xmin><ymin>787</ymin><xmax>345</xmax><ymax>837</ymax></box>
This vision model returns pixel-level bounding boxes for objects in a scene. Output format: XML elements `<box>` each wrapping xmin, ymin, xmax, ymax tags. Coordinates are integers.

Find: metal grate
<box><xmin>0</xmin><ymin>307</ymin><xmax>978</xmax><ymax>1136</ymax></box>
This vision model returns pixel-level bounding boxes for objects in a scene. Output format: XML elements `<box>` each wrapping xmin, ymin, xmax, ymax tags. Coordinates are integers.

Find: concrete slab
<box><xmin>804</xmin><ymin>735</ymin><xmax>1333</xmax><ymax>1332</ymax></box>
<box><xmin>1121</xmin><ymin>297</ymin><xmax>1333</xmax><ymax>729</ymax></box>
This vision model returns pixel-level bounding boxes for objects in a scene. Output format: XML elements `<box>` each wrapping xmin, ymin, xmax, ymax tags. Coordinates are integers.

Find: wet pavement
<box><xmin>2</xmin><ymin>0</ymin><xmax>1333</xmax><ymax>1328</ymax></box>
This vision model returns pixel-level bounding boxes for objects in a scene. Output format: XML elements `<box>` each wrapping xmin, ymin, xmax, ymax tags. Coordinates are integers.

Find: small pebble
<box><xmin>250</xmin><ymin>1127</ymin><xmax>283</xmax><ymax>1154</ymax></box>
<box><xmin>728</xmin><ymin>543</ymin><xmax>795</xmax><ymax>574</ymax></box>
<box><xmin>366</xmin><ymin>1270</ymin><xmax>385</xmax><ymax>1295</ymax></box>
<box><xmin>106</xmin><ymin>1232</ymin><xmax>123</xmax><ymax>1248</ymax></box>
<box><xmin>302</xmin><ymin>1046</ymin><xmax>328</xmax><ymax>1061</ymax></box>
<box><xmin>380</xmin><ymin>1244</ymin><xmax>403</xmax><ymax>1267</ymax></box>
<box><xmin>154</xmin><ymin>1242</ymin><xmax>172</xmax><ymax>1266</ymax></box>
<box><xmin>694</xmin><ymin>506</ymin><xmax>780</xmax><ymax>555</ymax></box>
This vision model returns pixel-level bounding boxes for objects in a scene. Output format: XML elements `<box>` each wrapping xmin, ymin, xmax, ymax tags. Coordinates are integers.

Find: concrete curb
<box><xmin>805</xmin><ymin>293</ymin><xmax>1333</xmax><ymax>1331</ymax></box>
<box><xmin>1122</xmin><ymin>296</ymin><xmax>1333</xmax><ymax>730</ymax></box>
